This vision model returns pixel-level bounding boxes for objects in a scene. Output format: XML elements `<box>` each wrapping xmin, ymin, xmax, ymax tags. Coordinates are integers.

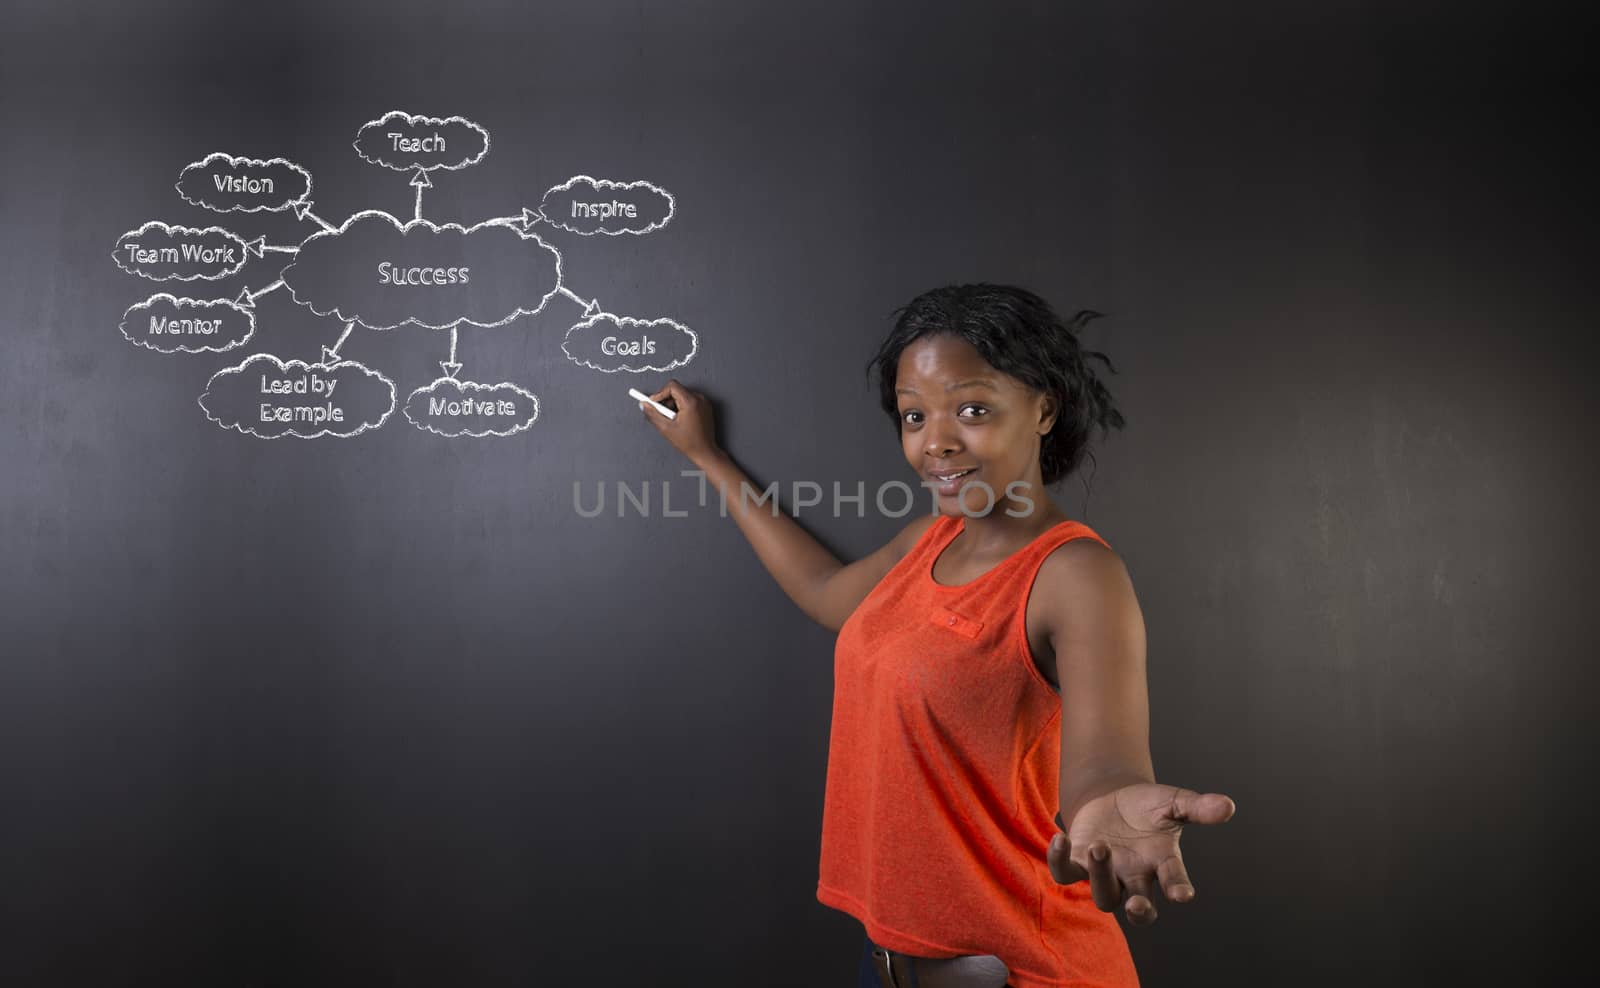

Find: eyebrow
<box><xmin>895</xmin><ymin>379</ymin><xmax>999</xmax><ymax>396</ymax></box>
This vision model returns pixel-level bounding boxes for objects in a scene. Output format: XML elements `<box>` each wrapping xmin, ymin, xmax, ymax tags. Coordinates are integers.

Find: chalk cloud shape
<box><xmin>354</xmin><ymin>110</ymin><xmax>490</xmax><ymax>172</ymax></box>
<box><xmin>279</xmin><ymin>210</ymin><xmax>560</xmax><ymax>330</ymax></box>
<box><xmin>562</xmin><ymin>313</ymin><xmax>698</xmax><ymax>373</ymax></box>
<box><xmin>198</xmin><ymin>353</ymin><xmax>396</xmax><ymax>439</ymax></box>
<box><xmin>120</xmin><ymin>293</ymin><xmax>255</xmax><ymax>354</ymax></box>
<box><xmin>175</xmin><ymin>153</ymin><xmax>312</xmax><ymax>213</ymax></box>
<box><xmin>113</xmin><ymin>222</ymin><xmax>249</xmax><ymax>282</ymax></box>
<box><xmin>539</xmin><ymin>176</ymin><xmax>675</xmax><ymax>236</ymax></box>
<box><xmin>403</xmin><ymin>377</ymin><xmax>540</xmax><ymax>438</ymax></box>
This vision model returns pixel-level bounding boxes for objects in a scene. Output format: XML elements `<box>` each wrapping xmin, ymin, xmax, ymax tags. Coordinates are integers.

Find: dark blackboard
<box><xmin>1</xmin><ymin>1</ymin><xmax>1590</xmax><ymax>985</ymax></box>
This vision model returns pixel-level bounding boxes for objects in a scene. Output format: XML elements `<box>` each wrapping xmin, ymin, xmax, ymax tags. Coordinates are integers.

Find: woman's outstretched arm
<box><xmin>1037</xmin><ymin>537</ymin><xmax>1237</xmax><ymax>926</ymax></box>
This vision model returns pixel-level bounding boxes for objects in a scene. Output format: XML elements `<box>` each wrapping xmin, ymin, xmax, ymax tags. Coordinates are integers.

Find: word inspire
<box><xmin>572</xmin><ymin>200</ymin><xmax>638</xmax><ymax>220</ymax></box>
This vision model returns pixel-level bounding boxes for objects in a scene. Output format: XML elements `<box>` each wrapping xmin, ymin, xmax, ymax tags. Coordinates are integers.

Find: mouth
<box><xmin>928</xmin><ymin>467</ymin><xmax>978</xmax><ymax>494</ymax></box>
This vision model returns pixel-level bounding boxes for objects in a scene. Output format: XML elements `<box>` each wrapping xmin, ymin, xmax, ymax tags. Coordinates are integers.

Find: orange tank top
<box><xmin>817</xmin><ymin>513</ymin><xmax>1140</xmax><ymax>988</ymax></box>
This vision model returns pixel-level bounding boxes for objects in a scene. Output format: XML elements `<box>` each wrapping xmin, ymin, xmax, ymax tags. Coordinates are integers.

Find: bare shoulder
<box><xmin>1039</xmin><ymin>535</ymin><xmax>1126</xmax><ymax>582</ymax></box>
<box><xmin>1033</xmin><ymin>536</ymin><xmax>1138</xmax><ymax>627</ymax></box>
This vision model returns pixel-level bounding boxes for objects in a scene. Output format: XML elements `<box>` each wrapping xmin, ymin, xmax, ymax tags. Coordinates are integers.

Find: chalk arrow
<box><xmin>411</xmin><ymin>169</ymin><xmax>431</xmax><ymax>221</ymax></box>
<box><xmin>236</xmin><ymin>279</ymin><xmax>285</xmax><ymax>308</ymax></box>
<box><xmin>322</xmin><ymin>321</ymin><xmax>355</xmax><ymax>364</ymax></box>
<box><xmin>556</xmin><ymin>285</ymin><xmax>604</xmax><ymax>316</ymax></box>
<box><xmin>440</xmin><ymin>327</ymin><xmax>461</xmax><ymax>378</ymax></box>
<box><xmin>483</xmin><ymin>208</ymin><xmax>541</xmax><ymax>231</ymax></box>
<box><xmin>294</xmin><ymin>201</ymin><xmax>338</xmax><ymax>233</ymax></box>
<box><xmin>245</xmin><ymin>238</ymin><xmax>297</xmax><ymax>256</ymax></box>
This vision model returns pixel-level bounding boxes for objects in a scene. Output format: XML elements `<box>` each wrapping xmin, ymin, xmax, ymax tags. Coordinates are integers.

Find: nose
<box><xmin>924</xmin><ymin>430</ymin><xmax>960</xmax><ymax>458</ymax></box>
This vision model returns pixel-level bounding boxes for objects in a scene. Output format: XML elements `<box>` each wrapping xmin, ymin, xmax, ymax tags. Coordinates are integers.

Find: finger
<box><xmin>1168</xmin><ymin>789</ymin><xmax>1236</xmax><ymax>826</ymax></box>
<box><xmin>1157</xmin><ymin>854</ymin><xmax>1196</xmax><ymax>904</ymax></box>
<box><xmin>642</xmin><ymin>379</ymin><xmax>684</xmax><ymax>416</ymax></box>
<box><xmin>1087</xmin><ymin>842</ymin><xmax>1121</xmax><ymax>912</ymax></box>
<box><xmin>639</xmin><ymin>400</ymin><xmax>670</xmax><ymax>429</ymax></box>
<box><xmin>1048</xmin><ymin>833</ymin><xmax>1088</xmax><ymax>885</ymax></box>
<box><xmin>1123</xmin><ymin>874</ymin><xmax>1158</xmax><ymax>926</ymax></box>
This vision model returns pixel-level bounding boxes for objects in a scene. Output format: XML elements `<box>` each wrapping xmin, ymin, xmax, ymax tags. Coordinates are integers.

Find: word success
<box><xmin>377</xmin><ymin>262</ymin><xmax>470</xmax><ymax>286</ymax></box>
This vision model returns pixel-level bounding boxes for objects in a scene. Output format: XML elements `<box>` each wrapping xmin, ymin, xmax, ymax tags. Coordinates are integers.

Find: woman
<box><xmin>639</xmin><ymin>284</ymin><xmax>1235</xmax><ymax>987</ymax></box>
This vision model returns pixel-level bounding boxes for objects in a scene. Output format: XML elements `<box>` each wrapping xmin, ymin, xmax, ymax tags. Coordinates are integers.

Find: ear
<box><xmin>1038</xmin><ymin>392</ymin><xmax>1059</xmax><ymax>435</ymax></box>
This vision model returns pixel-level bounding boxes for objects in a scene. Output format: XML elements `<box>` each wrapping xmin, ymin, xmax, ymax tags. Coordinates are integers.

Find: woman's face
<box><xmin>894</xmin><ymin>334</ymin><xmax>1056</xmax><ymax>518</ymax></box>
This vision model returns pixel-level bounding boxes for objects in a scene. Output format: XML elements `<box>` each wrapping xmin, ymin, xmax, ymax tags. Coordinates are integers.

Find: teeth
<box><xmin>935</xmin><ymin>469</ymin><xmax>973</xmax><ymax>481</ymax></box>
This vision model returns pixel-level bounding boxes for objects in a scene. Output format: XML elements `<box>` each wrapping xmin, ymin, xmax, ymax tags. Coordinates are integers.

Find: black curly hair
<box><xmin>864</xmin><ymin>283</ymin><xmax>1126</xmax><ymax>491</ymax></box>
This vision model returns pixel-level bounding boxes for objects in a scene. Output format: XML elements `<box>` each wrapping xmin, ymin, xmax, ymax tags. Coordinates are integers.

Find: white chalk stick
<box><xmin>629</xmin><ymin>387</ymin><xmax>677</xmax><ymax>420</ymax></box>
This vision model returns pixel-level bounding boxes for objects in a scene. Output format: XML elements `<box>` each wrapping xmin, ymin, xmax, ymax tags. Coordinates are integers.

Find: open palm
<box><xmin>1047</xmin><ymin>782</ymin><xmax>1236</xmax><ymax>926</ymax></box>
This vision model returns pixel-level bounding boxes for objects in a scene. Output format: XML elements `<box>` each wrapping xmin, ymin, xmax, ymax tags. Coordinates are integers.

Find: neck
<box><xmin>951</xmin><ymin>489</ymin><xmax>1067</xmax><ymax>546</ymax></box>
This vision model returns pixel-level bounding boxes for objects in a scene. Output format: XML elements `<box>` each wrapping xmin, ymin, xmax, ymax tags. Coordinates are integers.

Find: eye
<box><xmin>900</xmin><ymin>405</ymin><xmax>986</xmax><ymax>426</ymax></box>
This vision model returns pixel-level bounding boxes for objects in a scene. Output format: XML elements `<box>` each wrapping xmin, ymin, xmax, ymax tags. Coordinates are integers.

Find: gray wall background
<box><xmin>1</xmin><ymin>1</ymin><xmax>1590</xmax><ymax>984</ymax></box>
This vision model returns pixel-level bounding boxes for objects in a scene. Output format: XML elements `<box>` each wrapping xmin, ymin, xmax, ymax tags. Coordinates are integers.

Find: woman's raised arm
<box><xmin>639</xmin><ymin>379</ymin><xmax>932</xmax><ymax>632</ymax></box>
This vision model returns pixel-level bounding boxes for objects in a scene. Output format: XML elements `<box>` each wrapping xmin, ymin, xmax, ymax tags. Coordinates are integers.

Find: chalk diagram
<box><xmin>113</xmin><ymin>110</ymin><xmax>699</xmax><ymax>439</ymax></box>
